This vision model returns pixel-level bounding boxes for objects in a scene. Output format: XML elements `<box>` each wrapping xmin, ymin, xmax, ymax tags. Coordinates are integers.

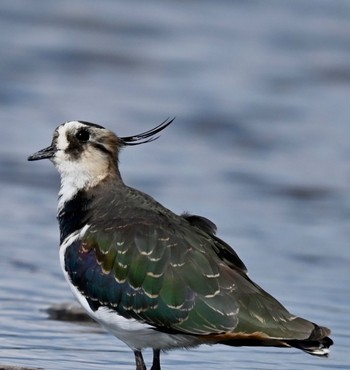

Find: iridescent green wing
<box><xmin>65</xmin><ymin>216</ymin><xmax>241</xmax><ymax>334</ymax></box>
<box><xmin>65</xmin><ymin>215</ymin><xmax>313</xmax><ymax>339</ymax></box>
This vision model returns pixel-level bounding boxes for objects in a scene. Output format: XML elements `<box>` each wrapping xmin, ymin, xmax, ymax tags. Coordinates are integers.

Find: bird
<box><xmin>28</xmin><ymin>119</ymin><xmax>333</xmax><ymax>370</ymax></box>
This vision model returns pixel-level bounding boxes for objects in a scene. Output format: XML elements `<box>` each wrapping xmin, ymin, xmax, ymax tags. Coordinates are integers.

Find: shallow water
<box><xmin>0</xmin><ymin>1</ymin><xmax>349</xmax><ymax>369</ymax></box>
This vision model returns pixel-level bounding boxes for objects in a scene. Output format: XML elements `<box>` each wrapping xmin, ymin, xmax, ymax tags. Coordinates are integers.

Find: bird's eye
<box><xmin>75</xmin><ymin>129</ymin><xmax>90</xmax><ymax>142</ymax></box>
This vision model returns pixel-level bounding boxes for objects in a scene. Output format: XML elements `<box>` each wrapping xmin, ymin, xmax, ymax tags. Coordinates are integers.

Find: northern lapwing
<box><xmin>28</xmin><ymin>119</ymin><xmax>333</xmax><ymax>369</ymax></box>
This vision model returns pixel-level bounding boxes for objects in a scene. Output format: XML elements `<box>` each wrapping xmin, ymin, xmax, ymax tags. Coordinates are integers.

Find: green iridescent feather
<box><xmin>66</xmin><ymin>211</ymin><xmax>316</xmax><ymax>340</ymax></box>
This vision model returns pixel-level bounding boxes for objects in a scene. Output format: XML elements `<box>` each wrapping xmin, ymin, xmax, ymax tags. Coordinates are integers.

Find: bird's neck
<box><xmin>57</xmin><ymin>189</ymin><xmax>92</xmax><ymax>244</ymax></box>
<box><xmin>57</xmin><ymin>173</ymin><xmax>124</xmax><ymax>245</ymax></box>
<box><xmin>55</xmin><ymin>152</ymin><xmax>122</xmax><ymax>212</ymax></box>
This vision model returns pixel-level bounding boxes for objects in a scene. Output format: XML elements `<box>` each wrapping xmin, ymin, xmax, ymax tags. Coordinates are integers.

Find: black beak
<box><xmin>27</xmin><ymin>145</ymin><xmax>56</xmax><ymax>161</ymax></box>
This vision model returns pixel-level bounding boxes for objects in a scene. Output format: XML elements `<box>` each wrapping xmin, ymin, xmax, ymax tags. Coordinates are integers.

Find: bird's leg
<box><xmin>150</xmin><ymin>349</ymin><xmax>161</xmax><ymax>370</ymax></box>
<box><xmin>134</xmin><ymin>350</ymin><xmax>147</xmax><ymax>370</ymax></box>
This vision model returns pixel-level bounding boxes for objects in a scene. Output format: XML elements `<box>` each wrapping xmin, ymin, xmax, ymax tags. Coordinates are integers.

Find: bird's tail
<box><xmin>285</xmin><ymin>324</ymin><xmax>333</xmax><ymax>357</ymax></box>
<box><xmin>214</xmin><ymin>324</ymin><xmax>333</xmax><ymax>357</ymax></box>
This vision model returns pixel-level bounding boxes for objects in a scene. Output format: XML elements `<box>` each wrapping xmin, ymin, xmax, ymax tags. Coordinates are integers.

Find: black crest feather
<box><xmin>120</xmin><ymin>118</ymin><xmax>175</xmax><ymax>146</ymax></box>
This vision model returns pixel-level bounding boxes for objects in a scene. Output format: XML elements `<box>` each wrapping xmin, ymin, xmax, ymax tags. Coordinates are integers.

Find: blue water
<box><xmin>0</xmin><ymin>1</ymin><xmax>349</xmax><ymax>369</ymax></box>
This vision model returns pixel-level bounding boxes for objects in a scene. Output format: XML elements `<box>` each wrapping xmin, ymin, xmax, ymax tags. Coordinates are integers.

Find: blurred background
<box><xmin>0</xmin><ymin>1</ymin><xmax>349</xmax><ymax>369</ymax></box>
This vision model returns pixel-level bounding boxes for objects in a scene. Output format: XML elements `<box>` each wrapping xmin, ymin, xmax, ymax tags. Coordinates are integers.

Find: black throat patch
<box><xmin>58</xmin><ymin>190</ymin><xmax>91</xmax><ymax>244</ymax></box>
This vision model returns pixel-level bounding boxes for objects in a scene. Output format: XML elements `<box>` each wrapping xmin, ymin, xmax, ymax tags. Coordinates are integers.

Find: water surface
<box><xmin>0</xmin><ymin>1</ymin><xmax>349</xmax><ymax>369</ymax></box>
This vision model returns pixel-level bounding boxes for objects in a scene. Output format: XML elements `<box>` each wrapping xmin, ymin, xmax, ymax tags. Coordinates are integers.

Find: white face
<box><xmin>28</xmin><ymin>118</ymin><xmax>172</xmax><ymax>210</ymax></box>
<box><xmin>51</xmin><ymin>121</ymin><xmax>119</xmax><ymax>210</ymax></box>
<box><xmin>54</xmin><ymin>121</ymin><xmax>107</xmax><ymax>178</ymax></box>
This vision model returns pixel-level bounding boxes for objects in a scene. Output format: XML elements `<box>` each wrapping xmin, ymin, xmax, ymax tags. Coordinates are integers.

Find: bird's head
<box><xmin>28</xmin><ymin>118</ymin><xmax>173</xmax><ymax>192</ymax></box>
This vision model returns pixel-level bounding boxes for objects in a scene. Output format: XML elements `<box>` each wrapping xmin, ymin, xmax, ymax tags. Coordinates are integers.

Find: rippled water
<box><xmin>0</xmin><ymin>1</ymin><xmax>349</xmax><ymax>369</ymax></box>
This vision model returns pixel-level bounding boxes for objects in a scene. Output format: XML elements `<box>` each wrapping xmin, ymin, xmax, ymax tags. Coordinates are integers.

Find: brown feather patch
<box><xmin>200</xmin><ymin>331</ymin><xmax>290</xmax><ymax>348</ymax></box>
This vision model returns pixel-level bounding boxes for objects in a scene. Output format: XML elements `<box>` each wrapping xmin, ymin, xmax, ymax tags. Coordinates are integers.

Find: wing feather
<box><xmin>63</xmin><ymin>214</ymin><xmax>317</xmax><ymax>339</ymax></box>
